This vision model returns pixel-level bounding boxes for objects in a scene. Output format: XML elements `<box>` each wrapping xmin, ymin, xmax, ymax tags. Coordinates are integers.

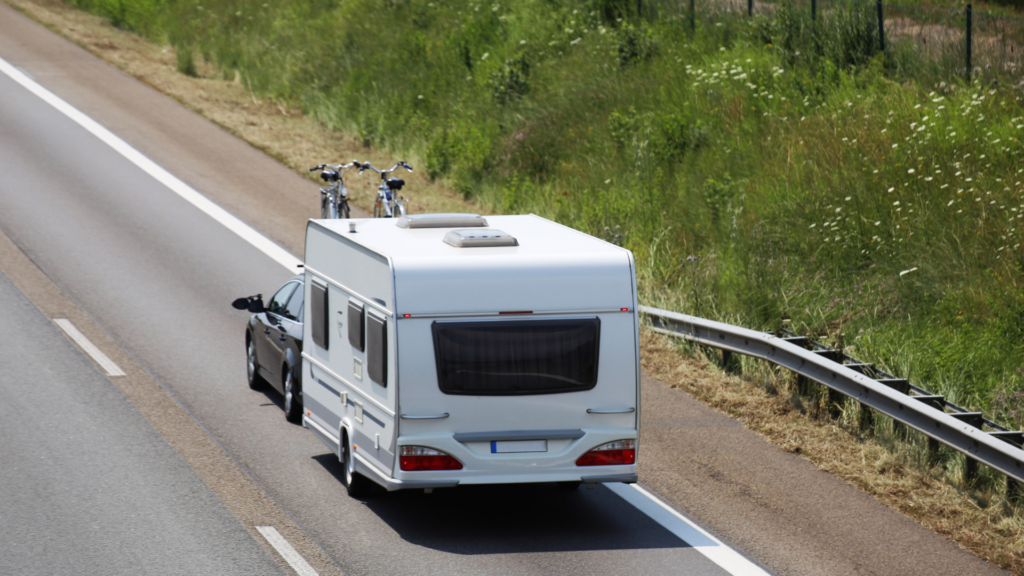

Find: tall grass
<box><xmin>71</xmin><ymin>0</ymin><xmax>1024</xmax><ymax>422</ymax></box>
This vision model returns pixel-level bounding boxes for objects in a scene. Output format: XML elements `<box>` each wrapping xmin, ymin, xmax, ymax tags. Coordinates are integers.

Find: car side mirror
<box><xmin>232</xmin><ymin>295</ymin><xmax>265</xmax><ymax>313</ymax></box>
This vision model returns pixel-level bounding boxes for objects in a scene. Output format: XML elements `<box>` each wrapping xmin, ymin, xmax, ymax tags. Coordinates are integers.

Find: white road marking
<box><xmin>606</xmin><ymin>483</ymin><xmax>772</xmax><ymax>576</ymax></box>
<box><xmin>255</xmin><ymin>526</ymin><xmax>319</xmax><ymax>576</ymax></box>
<box><xmin>53</xmin><ymin>319</ymin><xmax>125</xmax><ymax>376</ymax></box>
<box><xmin>0</xmin><ymin>56</ymin><xmax>303</xmax><ymax>275</ymax></box>
<box><xmin>3</xmin><ymin>52</ymin><xmax>772</xmax><ymax>575</ymax></box>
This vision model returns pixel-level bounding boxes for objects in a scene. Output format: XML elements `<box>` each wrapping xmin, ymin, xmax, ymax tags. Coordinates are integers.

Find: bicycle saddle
<box><xmin>321</xmin><ymin>170</ymin><xmax>340</xmax><ymax>182</ymax></box>
<box><xmin>387</xmin><ymin>178</ymin><xmax>405</xmax><ymax>190</ymax></box>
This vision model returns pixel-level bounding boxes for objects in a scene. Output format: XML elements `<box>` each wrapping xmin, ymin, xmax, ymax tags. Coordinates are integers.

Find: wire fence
<box><xmin>643</xmin><ymin>0</ymin><xmax>1024</xmax><ymax>86</ymax></box>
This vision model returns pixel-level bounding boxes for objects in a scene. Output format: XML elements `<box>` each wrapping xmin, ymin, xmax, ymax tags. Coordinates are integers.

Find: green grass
<box><xmin>68</xmin><ymin>0</ymin><xmax>1024</xmax><ymax>426</ymax></box>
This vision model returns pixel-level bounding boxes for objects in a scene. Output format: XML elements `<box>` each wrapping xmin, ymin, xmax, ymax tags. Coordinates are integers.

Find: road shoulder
<box><xmin>639</xmin><ymin>334</ymin><xmax>1012</xmax><ymax>575</ymax></box>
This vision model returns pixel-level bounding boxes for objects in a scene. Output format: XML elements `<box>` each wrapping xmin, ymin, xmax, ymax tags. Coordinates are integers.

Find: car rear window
<box><xmin>432</xmin><ymin>318</ymin><xmax>600</xmax><ymax>395</ymax></box>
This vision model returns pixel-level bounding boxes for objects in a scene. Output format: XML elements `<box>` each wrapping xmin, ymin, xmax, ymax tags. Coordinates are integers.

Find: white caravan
<box><xmin>300</xmin><ymin>213</ymin><xmax>639</xmax><ymax>495</ymax></box>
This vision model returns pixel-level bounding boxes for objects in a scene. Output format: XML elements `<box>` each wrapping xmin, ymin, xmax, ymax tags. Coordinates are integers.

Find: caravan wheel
<box><xmin>341</xmin><ymin>432</ymin><xmax>371</xmax><ymax>498</ymax></box>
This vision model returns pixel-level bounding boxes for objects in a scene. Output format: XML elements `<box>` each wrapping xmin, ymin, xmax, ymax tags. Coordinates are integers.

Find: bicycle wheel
<box><xmin>373</xmin><ymin>198</ymin><xmax>383</xmax><ymax>218</ymax></box>
<box><xmin>340</xmin><ymin>200</ymin><xmax>350</xmax><ymax>219</ymax></box>
<box><xmin>394</xmin><ymin>201</ymin><xmax>407</xmax><ymax>218</ymax></box>
<box><xmin>320</xmin><ymin>193</ymin><xmax>330</xmax><ymax>219</ymax></box>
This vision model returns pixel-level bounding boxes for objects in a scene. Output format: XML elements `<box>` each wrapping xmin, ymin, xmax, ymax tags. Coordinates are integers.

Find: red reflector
<box><xmin>499</xmin><ymin>310</ymin><xmax>533</xmax><ymax>315</ymax></box>
<box><xmin>403</xmin><ymin>314</ymin><xmax>411</xmax><ymax>318</ymax></box>
<box><xmin>576</xmin><ymin>449</ymin><xmax>636</xmax><ymax>467</ymax></box>
<box><xmin>400</xmin><ymin>455</ymin><xmax>463</xmax><ymax>471</ymax></box>
<box><xmin>621</xmin><ymin>308</ymin><xmax>629</xmax><ymax>312</ymax></box>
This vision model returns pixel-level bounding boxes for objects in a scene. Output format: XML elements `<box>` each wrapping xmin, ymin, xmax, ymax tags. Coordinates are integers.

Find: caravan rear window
<box><xmin>432</xmin><ymin>318</ymin><xmax>600</xmax><ymax>396</ymax></box>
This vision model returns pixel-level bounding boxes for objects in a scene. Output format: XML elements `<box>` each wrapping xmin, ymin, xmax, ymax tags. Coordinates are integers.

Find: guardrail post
<box><xmin>991</xmin><ymin>431</ymin><xmax>1024</xmax><ymax>501</ymax></box>
<box><xmin>949</xmin><ymin>413</ymin><xmax>984</xmax><ymax>483</ymax></box>
<box><xmin>877</xmin><ymin>0</ymin><xmax>885</xmax><ymax>52</ymax></box>
<box><xmin>796</xmin><ymin>374</ymin><xmax>813</xmax><ymax>396</ymax></box>
<box><xmin>966</xmin><ymin>4</ymin><xmax>973</xmax><ymax>83</ymax></box>
<box><xmin>877</xmin><ymin>379</ymin><xmax>910</xmax><ymax>435</ymax></box>
<box><xmin>812</xmin><ymin>349</ymin><xmax>844</xmax><ymax>418</ymax></box>
<box><xmin>720</xmin><ymin>350</ymin><xmax>742</xmax><ymax>374</ymax></box>
<box><xmin>721</xmin><ymin>350</ymin><xmax>731</xmax><ymax>372</ymax></box>
<box><xmin>859</xmin><ymin>402</ymin><xmax>875</xmax><ymax>432</ymax></box>
<box><xmin>914</xmin><ymin>395</ymin><xmax>946</xmax><ymax>457</ymax></box>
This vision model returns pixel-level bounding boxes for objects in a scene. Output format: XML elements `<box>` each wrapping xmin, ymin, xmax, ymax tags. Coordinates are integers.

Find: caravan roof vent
<box><xmin>443</xmin><ymin>229</ymin><xmax>519</xmax><ymax>248</ymax></box>
<box><xmin>396</xmin><ymin>213</ymin><xmax>488</xmax><ymax>229</ymax></box>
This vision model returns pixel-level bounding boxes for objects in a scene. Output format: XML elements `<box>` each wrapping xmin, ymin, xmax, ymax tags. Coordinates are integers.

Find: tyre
<box><xmin>341</xmin><ymin>432</ymin><xmax>372</xmax><ymax>498</ymax></box>
<box><xmin>247</xmin><ymin>338</ymin><xmax>265</xmax><ymax>390</ymax></box>
<box><xmin>283</xmin><ymin>365</ymin><xmax>302</xmax><ymax>423</ymax></box>
<box><xmin>340</xmin><ymin>201</ymin><xmax>350</xmax><ymax>219</ymax></box>
<box><xmin>373</xmin><ymin>198</ymin><xmax>383</xmax><ymax>218</ymax></box>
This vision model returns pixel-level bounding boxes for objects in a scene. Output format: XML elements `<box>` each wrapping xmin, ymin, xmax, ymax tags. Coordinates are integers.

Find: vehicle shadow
<box><xmin>312</xmin><ymin>454</ymin><xmax>691</xmax><ymax>555</ymax></box>
<box><xmin>258</xmin><ymin>388</ymin><xmax>304</xmax><ymax>425</ymax></box>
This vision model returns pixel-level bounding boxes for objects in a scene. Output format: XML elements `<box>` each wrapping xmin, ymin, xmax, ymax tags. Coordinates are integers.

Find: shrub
<box><xmin>489</xmin><ymin>53</ymin><xmax>530</xmax><ymax>105</ymax></box>
<box><xmin>615</xmin><ymin>22</ymin><xmax>658</xmax><ymax>67</ymax></box>
<box><xmin>176</xmin><ymin>45</ymin><xmax>197</xmax><ymax>77</ymax></box>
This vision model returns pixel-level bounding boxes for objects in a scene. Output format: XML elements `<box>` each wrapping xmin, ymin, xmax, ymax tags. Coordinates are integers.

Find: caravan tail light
<box><xmin>576</xmin><ymin>439</ymin><xmax>636</xmax><ymax>466</ymax></box>
<box><xmin>399</xmin><ymin>446</ymin><xmax>463</xmax><ymax>471</ymax></box>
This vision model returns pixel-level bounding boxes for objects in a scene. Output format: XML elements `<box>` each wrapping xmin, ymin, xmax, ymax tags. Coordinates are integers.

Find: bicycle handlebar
<box><xmin>358</xmin><ymin>161</ymin><xmax>413</xmax><ymax>176</ymax></box>
<box><xmin>309</xmin><ymin>161</ymin><xmax>363</xmax><ymax>172</ymax></box>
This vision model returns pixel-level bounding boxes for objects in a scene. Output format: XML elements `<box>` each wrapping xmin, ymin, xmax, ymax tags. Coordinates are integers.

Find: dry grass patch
<box><xmin>641</xmin><ymin>328</ymin><xmax>1024</xmax><ymax>574</ymax></box>
<box><xmin>4</xmin><ymin>0</ymin><xmax>481</xmax><ymax>217</ymax></box>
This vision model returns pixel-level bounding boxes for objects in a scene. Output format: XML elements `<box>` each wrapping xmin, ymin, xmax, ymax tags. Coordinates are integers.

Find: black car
<box><xmin>233</xmin><ymin>275</ymin><xmax>304</xmax><ymax>423</ymax></box>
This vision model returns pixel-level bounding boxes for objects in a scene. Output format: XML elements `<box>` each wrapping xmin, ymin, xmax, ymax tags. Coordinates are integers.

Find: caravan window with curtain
<box><xmin>432</xmin><ymin>318</ymin><xmax>600</xmax><ymax>395</ymax></box>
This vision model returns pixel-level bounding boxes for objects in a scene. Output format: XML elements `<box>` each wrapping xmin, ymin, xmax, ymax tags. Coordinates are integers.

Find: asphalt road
<box><xmin>0</xmin><ymin>271</ymin><xmax>285</xmax><ymax>576</ymax></box>
<box><xmin>0</xmin><ymin>3</ymin><xmax>1010</xmax><ymax>575</ymax></box>
<box><xmin>0</xmin><ymin>9</ymin><xmax>737</xmax><ymax>576</ymax></box>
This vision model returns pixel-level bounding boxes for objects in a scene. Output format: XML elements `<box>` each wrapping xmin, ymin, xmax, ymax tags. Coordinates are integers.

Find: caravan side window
<box><xmin>348</xmin><ymin>300</ymin><xmax>365</xmax><ymax>351</ymax></box>
<box><xmin>310</xmin><ymin>281</ymin><xmax>328</xmax><ymax>349</ymax></box>
<box><xmin>366</xmin><ymin>311</ymin><xmax>387</xmax><ymax>387</ymax></box>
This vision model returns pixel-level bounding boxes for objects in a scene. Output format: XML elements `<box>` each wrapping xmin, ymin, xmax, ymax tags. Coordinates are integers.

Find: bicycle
<box><xmin>309</xmin><ymin>161</ymin><xmax>362</xmax><ymax>219</ymax></box>
<box><xmin>358</xmin><ymin>161</ymin><xmax>413</xmax><ymax>218</ymax></box>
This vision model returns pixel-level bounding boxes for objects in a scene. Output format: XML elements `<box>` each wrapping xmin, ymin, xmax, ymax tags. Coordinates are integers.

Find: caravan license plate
<box><xmin>491</xmin><ymin>440</ymin><xmax>547</xmax><ymax>453</ymax></box>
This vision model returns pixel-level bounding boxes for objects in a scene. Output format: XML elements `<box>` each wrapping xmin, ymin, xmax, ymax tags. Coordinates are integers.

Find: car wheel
<box><xmin>341</xmin><ymin>432</ymin><xmax>371</xmax><ymax>498</ymax></box>
<box><xmin>283</xmin><ymin>365</ymin><xmax>303</xmax><ymax>423</ymax></box>
<box><xmin>247</xmin><ymin>338</ymin><xmax>265</xmax><ymax>390</ymax></box>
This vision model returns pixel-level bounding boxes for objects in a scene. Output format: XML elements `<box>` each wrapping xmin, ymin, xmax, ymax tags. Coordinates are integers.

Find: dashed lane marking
<box><xmin>256</xmin><ymin>526</ymin><xmax>319</xmax><ymax>576</ymax></box>
<box><xmin>53</xmin><ymin>318</ymin><xmax>125</xmax><ymax>376</ymax></box>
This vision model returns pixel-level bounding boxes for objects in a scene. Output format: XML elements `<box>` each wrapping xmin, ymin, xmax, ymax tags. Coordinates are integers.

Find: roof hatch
<box><xmin>396</xmin><ymin>213</ymin><xmax>488</xmax><ymax>229</ymax></box>
<box><xmin>443</xmin><ymin>229</ymin><xmax>519</xmax><ymax>248</ymax></box>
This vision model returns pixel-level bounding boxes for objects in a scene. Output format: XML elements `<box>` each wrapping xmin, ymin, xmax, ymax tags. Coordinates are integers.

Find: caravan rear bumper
<box><xmin>388</xmin><ymin>427</ymin><xmax>638</xmax><ymax>488</ymax></box>
<box><xmin>355</xmin><ymin>451</ymin><xmax>636</xmax><ymax>491</ymax></box>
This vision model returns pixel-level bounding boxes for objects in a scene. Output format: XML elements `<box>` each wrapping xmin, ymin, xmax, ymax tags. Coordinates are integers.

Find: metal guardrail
<box><xmin>640</xmin><ymin>306</ymin><xmax>1024</xmax><ymax>487</ymax></box>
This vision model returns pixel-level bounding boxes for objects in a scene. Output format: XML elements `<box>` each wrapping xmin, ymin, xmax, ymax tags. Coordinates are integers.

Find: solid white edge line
<box><xmin>605</xmin><ymin>483</ymin><xmax>772</xmax><ymax>576</ymax></box>
<box><xmin>53</xmin><ymin>319</ymin><xmax>126</xmax><ymax>376</ymax></box>
<box><xmin>2</xmin><ymin>51</ymin><xmax>771</xmax><ymax>576</ymax></box>
<box><xmin>0</xmin><ymin>56</ymin><xmax>303</xmax><ymax>275</ymax></box>
<box><xmin>255</xmin><ymin>526</ymin><xmax>319</xmax><ymax>576</ymax></box>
